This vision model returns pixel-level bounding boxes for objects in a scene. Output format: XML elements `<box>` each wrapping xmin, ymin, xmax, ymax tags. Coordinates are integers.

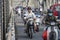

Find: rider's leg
<box><xmin>34</xmin><ymin>22</ymin><xmax>37</xmax><ymax>31</ymax></box>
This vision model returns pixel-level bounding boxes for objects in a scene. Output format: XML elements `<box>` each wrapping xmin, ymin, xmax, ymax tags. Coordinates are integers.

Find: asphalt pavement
<box><xmin>14</xmin><ymin>13</ymin><xmax>45</xmax><ymax>40</ymax></box>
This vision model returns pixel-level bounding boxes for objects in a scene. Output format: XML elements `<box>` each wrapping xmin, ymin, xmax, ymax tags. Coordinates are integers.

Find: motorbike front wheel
<box><xmin>28</xmin><ymin>27</ymin><xmax>33</xmax><ymax>39</ymax></box>
<box><xmin>49</xmin><ymin>31</ymin><xmax>56</xmax><ymax>40</ymax></box>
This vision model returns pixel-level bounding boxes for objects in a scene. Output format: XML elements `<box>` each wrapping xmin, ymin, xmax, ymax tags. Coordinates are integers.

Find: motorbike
<box><xmin>47</xmin><ymin>22</ymin><xmax>58</xmax><ymax>40</ymax></box>
<box><xmin>26</xmin><ymin>17</ymin><xmax>34</xmax><ymax>39</ymax></box>
<box><xmin>16</xmin><ymin>8</ymin><xmax>21</xmax><ymax>16</ymax></box>
<box><xmin>35</xmin><ymin>16</ymin><xmax>40</xmax><ymax>31</ymax></box>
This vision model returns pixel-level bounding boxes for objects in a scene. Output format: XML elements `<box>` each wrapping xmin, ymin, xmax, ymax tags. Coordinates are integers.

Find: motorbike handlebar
<box><xmin>46</xmin><ymin>22</ymin><xmax>58</xmax><ymax>26</ymax></box>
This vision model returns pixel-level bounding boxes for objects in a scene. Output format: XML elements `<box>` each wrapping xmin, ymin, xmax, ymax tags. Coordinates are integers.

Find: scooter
<box><xmin>35</xmin><ymin>16</ymin><xmax>40</xmax><ymax>31</ymax></box>
<box><xmin>47</xmin><ymin>22</ymin><xmax>58</xmax><ymax>40</ymax></box>
<box><xmin>15</xmin><ymin>8</ymin><xmax>21</xmax><ymax>16</ymax></box>
<box><xmin>26</xmin><ymin>17</ymin><xmax>34</xmax><ymax>39</ymax></box>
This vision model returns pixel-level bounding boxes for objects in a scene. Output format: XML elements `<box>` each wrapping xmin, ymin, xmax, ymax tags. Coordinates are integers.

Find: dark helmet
<box><xmin>27</xmin><ymin>7</ymin><xmax>32</xmax><ymax>10</ymax></box>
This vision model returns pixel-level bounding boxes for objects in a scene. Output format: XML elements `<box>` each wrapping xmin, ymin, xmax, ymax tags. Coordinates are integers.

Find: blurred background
<box><xmin>0</xmin><ymin>0</ymin><xmax>60</xmax><ymax>40</ymax></box>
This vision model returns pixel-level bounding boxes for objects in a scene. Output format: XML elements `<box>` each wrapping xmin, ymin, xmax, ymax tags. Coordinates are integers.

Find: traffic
<box><xmin>14</xmin><ymin>3</ymin><xmax>60</xmax><ymax>40</ymax></box>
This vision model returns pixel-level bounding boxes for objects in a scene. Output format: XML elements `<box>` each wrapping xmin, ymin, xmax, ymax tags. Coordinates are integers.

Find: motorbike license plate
<box><xmin>51</xmin><ymin>22</ymin><xmax>55</xmax><ymax>25</ymax></box>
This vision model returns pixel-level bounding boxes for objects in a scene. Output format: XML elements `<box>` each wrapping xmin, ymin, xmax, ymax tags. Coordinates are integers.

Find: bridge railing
<box><xmin>6</xmin><ymin>7</ymin><xmax>15</xmax><ymax>40</ymax></box>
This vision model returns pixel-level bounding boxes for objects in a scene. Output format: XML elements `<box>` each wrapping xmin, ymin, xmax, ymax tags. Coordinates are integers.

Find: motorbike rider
<box><xmin>44</xmin><ymin>11</ymin><xmax>57</xmax><ymax>25</ymax></box>
<box><xmin>25</xmin><ymin>7</ymin><xmax>37</xmax><ymax>32</ymax></box>
<box><xmin>42</xmin><ymin>11</ymin><xmax>57</xmax><ymax>40</ymax></box>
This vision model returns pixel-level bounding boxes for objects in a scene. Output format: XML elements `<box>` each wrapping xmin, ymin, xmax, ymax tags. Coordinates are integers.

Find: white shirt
<box><xmin>26</xmin><ymin>11</ymin><xmax>36</xmax><ymax>21</ymax></box>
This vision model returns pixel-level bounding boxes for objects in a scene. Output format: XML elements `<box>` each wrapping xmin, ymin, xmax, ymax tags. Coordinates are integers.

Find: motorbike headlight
<box><xmin>24</xmin><ymin>17</ymin><xmax>26</xmax><ymax>19</ymax></box>
<box><xmin>50</xmin><ymin>22</ymin><xmax>55</xmax><ymax>25</ymax></box>
<box><xmin>38</xmin><ymin>16</ymin><xmax>40</xmax><ymax>17</ymax></box>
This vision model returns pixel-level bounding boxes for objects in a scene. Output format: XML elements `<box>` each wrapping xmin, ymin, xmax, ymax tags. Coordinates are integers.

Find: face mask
<box><xmin>48</xmin><ymin>13</ymin><xmax>53</xmax><ymax>16</ymax></box>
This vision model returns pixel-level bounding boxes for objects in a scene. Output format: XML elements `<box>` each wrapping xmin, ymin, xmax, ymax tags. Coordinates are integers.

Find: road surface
<box><xmin>14</xmin><ymin>13</ymin><xmax>45</xmax><ymax>40</ymax></box>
